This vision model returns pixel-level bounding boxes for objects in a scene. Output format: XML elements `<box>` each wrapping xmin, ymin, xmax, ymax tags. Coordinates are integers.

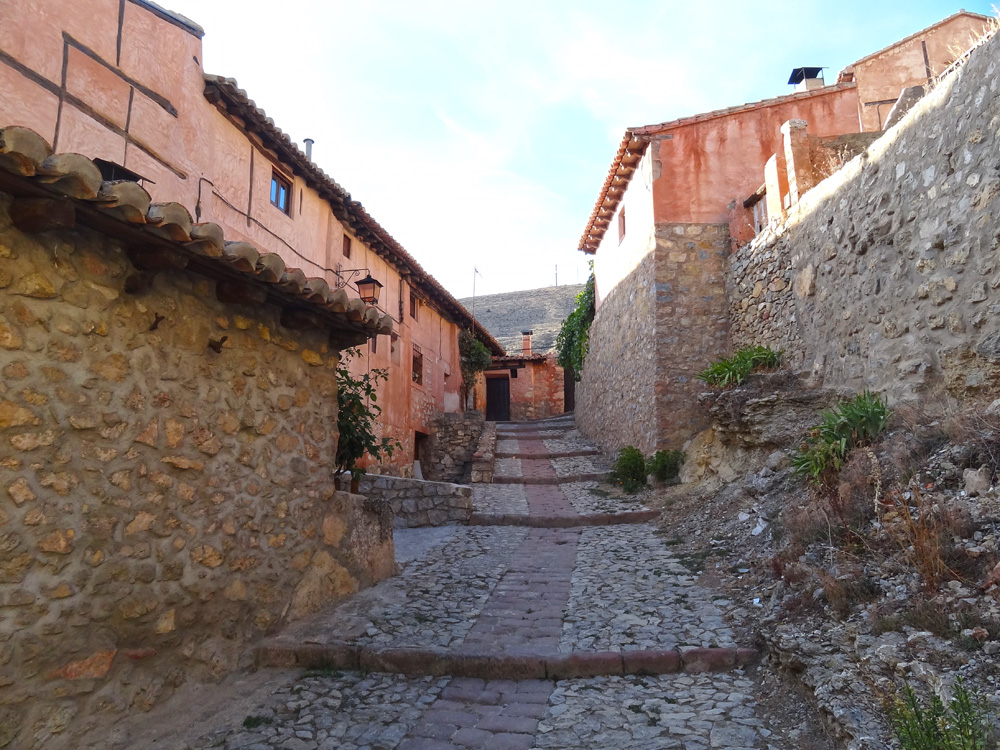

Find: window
<box><xmin>409</xmin><ymin>290</ymin><xmax>418</xmax><ymax>320</ymax></box>
<box><xmin>343</xmin><ymin>235</ymin><xmax>352</xmax><ymax>259</ymax></box>
<box><xmin>618</xmin><ymin>207</ymin><xmax>626</xmax><ymax>243</ymax></box>
<box><xmin>370</xmin><ymin>335</ymin><xmax>377</xmax><ymax>354</ymax></box>
<box><xmin>270</xmin><ymin>170</ymin><xmax>291</xmax><ymax>214</ymax></box>
<box><xmin>411</xmin><ymin>346</ymin><xmax>423</xmax><ymax>385</ymax></box>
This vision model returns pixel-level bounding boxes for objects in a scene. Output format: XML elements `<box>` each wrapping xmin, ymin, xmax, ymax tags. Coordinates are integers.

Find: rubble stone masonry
<box><xmin>577</xmin><ymin>224</ymin><xmax>730</xmax><ymax>456</ymax></box>
<box><xmin>728</xmin><ymin>29</ymin><xmax>1000</xmax><ymax>404</ymax></box>
<box><xmin>576</xmin><ymin>253</ymin><xmax>659</xmax><ymax>455</ymax></box>
<box><xmin>359</xmin><ymin>474</ymin><xmax>472</xmax><ymax>528</ymax></box>
<box><xmin>0</xmin><ymin>193</ymin><xmax>395</xmax><ymax>746</ymax></box>
<box><xmin>426</xmin><ymin>411</ymin><xmax>484</xmax><ymax>483</ymax></box>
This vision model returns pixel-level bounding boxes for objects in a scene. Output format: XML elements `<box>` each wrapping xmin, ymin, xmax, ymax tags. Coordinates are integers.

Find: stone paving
<box><xmin>190</xmin><ymin>416</ymin><xmax>780</xmax><ymax>750</ymax></box>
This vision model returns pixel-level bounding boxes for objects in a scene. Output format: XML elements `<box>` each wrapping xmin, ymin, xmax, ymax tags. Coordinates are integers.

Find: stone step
<box><xmin>468</xmin><ymin>510</ymin><xmax>659</xmax><ymax>528</ymax></box>
<box><xmin>495</xmin><ymin>449</ymin><xmax>600</xmax><ymax>459</ymax></box>
<box><xmin>256</xmin><ymin>641</ymin><xmax>760</xmax><ymax>680</ymax></box>
<box><xmin>492</xmin><ymin>472</ymin><xmax>609</xmax><ymax>485</ymax></box>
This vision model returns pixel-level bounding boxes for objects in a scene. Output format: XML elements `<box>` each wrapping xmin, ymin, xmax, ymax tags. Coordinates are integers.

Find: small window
<box><xmin>618</xmin><ymin>207</ymin><xmax>626</xmax><ymax>243</ymax></box>
<box><xmin>370</xmin><ymin>335</ymin><xmax>377</xmax><ymax>354</ymax></box>
<box><xmin>510</xmin><ymin>367</ymin><xmax>518</xmax><ymax>379</ymax></box>
<box><xmin>412</xmin><ymin>346</ymin><xmax>423</xmax><ymax>385</ymax></box>
<box><xmin>343</xmin><ymin>235</ymin><xmax>352</xmax><ymax>259</ymax></box>
<box><xmin>270</xmin><ymin>171</ymin><xmax>291</xmax><ymax>214</ymax></box>
<box><xmin>409</xmin><ymin>290</ymin><xmax>418</xmax><ymax>320</ymax></box>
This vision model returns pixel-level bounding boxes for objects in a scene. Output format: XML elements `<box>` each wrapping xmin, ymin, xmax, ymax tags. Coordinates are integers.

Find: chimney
<box><xmin>521</xmin><ymin>329</ymin><xmax>533</xmax><ymax>355</ymax></box>
<box><xmin>788</xmin><ymin>67</ymin><xmax>825</xmax><ymax>92</ymax></box>
<box><xmin>303</xmin><ymin>138</ymin><xmax>314</xmax><ymax>160</ymax></box>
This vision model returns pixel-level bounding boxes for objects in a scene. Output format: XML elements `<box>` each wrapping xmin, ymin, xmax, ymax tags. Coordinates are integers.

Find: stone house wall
<box><xmin>576</xmin><ymin>252</ymin><xmax>659</xmax><ymax>455</ymax></box>
<box><xmin>424</xmin><ymin>411</ymin><xmax>484</xmax><ymax>483</ymax></box>
<box><xmin>0</xmin><ymin>194</ymin><xmax>394</xmax><ymax>747</ymax></box>
<box><xmin>359</xmin><ymin>475</ymin><xmax>472</xmax><ymax>529</ymax></box>
<box><xmin>727</xmin><ymin>28</ymin><xmax>1000</xmax><ymax>403</ymax></box>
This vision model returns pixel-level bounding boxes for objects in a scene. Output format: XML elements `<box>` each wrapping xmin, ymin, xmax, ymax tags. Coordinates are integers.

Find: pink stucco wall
<box><xmin>649</xmin><ymin>87</ymin><xmax>860</xmax><ymax>225</ymax></box>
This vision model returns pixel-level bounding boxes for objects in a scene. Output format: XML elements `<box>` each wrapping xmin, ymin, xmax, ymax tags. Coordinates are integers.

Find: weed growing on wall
<box><xmin>610</xmin><ymin>446</ymin><xmax>647</xmax><ymax>493</ymax></box>
<box><xmin>556</xmin><ymin>271</ymin><xmax>595</xmax><ymax>382</ymax></box>
<box><xmin>887</xmin><ymin>679</ymin><xmax>994</xmax><ymax>750</ymax></box>
<box><xmin>696</xmin><ymin>345</ymin><xmax>782</xmax><ymax>387</ymax></box>
<box><xmin>792</xmin><ymin>391</ymin><xmax>890</xmax><ymax>485</ymax></box>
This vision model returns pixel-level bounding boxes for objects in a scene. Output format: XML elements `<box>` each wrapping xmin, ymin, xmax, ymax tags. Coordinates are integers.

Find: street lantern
<box><xmin>355</xmin><ymin>273</ymin><xmax>383</xmax><ymax>306</ymax></box>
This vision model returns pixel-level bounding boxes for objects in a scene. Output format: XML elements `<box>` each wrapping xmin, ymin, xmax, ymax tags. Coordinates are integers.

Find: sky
<box><xmin>161</xmin><ymin>0</ymin><xmax>995</xmax><ymax>299</ymax></box>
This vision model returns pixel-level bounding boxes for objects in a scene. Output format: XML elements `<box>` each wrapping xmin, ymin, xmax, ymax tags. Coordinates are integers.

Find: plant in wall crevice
<box><xmin>335</xmin><ymin>348</ymin><xmax>400</xmax><ymax>490</ymax></box>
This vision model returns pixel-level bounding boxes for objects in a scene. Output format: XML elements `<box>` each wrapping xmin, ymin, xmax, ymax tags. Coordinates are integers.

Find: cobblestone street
<box><xmin>184</xmin><ymin>416</ymin><xmax>812</xmax><ymax>750</ymax></box>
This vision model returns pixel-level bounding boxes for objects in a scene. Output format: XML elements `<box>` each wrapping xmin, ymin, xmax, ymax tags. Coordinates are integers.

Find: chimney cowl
<box><xmin>303</xmin><ymin>138</ymin><xmax>315</xmax><ymax>160</ymax></box>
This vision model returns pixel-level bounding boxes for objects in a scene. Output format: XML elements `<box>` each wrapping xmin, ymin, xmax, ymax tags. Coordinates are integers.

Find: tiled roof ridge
<box><xmin>202</xmin><ymin>75</ymin><xmax>504</xmax><ymax>356</ymax></box>
<box><xmin>628</xmin><ymin>82</ymin><xmax>856</xmax><ymax>135</ymax></box>
<box><xmin>577</xmin><ymin>83</ymin><xmax>856</xmax><ymax>254</ymax></box>
<box><xmin>0</xmin><ymin>124</ymin><xmax>392</xmax><ymax>348</ymax></box>
<box><xmin>849</xmin><ymin>10</ymin><xmax>992</xmax><ymax>69</ymax></box>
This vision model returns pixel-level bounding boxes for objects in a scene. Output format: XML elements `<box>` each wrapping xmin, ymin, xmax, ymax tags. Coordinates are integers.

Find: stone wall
<box><xmin>727</xmin><ymin>29</ymin><xmax>1000</xmax><ymax>404</ymax></box>
<box><xmin>425</xmin><ymin>411</ymin><xmax>484</xmax><ymax>483</ymax></box>
<box><xmin>359</xmin><ymin>474</ymin><xmax>472</xmax><ymax>528</ymax></box>
<box><xmin>470</xmin><ymin>421</ymin><xmax>496</xmax><ymax>484</ymax></box>
<box><xmin>577</xmin><ymin>223</ymin><xmax>730</xmax><ymax>455</ymax></box>
<box><xmin>576</xmin><ymin>252</ymin><xmax>659</xmax><ymax>455</ymax></box>
<box><xmin>653</xmin><ymin>223</ymin><xmax>731</xmax><ymax>449</ymax></box>
<box><xmin>0</xmin><ymin>194</ymin><xmax>395</xmax><ymax>747</ymax></box>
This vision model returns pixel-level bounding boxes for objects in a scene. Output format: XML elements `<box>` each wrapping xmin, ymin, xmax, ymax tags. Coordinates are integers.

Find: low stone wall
<box><xmin>470</xmin><ymin>421</ymin><xmax>496</xmax><ymax>484</ymax></box>
<box><xmin>0</xmin><ymin>194</ymin><xmax>395</xmax><ymax>747</ymax></box>
<box><xmin>727</xmin><ymin>30</ymin><xmax>1000</xmax><ymax>404</ymax></box>
<box><xmin>425</xmin><ymin>411</ymin><xmax>484</xmax><ymax>483</ymax></box>
<box><xmin>360</xmin><ymin>474</ymin><xmax>472</xmax><ymax>528</ymax></box>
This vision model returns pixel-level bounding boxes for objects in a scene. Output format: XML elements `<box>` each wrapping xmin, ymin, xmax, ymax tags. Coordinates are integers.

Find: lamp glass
<box><xmin>356</xmin><ymin>274</ymin><xmax>383</xmax><ymax>305</ymax></box>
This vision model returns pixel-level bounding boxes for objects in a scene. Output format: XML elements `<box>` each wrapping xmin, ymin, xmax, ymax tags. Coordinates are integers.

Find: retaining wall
<box><xmin>360</xmin><ymin>474</ymin><xmax>472</xmax><ymax>528</ymax></box>
<box><xmin>727</xmin><ymin>30</ymin><xmax>1000</xmax><ymax>403</ymax></box>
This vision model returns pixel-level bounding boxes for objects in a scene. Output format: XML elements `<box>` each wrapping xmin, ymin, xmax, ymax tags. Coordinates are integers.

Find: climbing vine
<box><xmin>556</xmin><ymin>271</ymin><xmax>595</xmax><ymax>381</ymax></box>
<box><xmin>459</xmin><ymin>329</ymin><xmax>492</xmax><ymax>406</ymax></box>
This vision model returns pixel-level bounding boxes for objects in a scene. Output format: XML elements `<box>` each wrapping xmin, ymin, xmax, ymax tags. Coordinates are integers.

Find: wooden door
<box><xmin>563</xmin><ymin>367</ymin><xmax>575</xmax><ymax>413</ymax></box>
<box><xmin>485</xmin><ymin>377</ymin><xmax>511</xmax><ymax>421</ymax></box>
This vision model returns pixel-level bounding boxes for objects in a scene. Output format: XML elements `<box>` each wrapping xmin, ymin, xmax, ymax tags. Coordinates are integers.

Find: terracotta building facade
<box><xmin>459</xmin><ymin>285</ymin><xmax>584</xmax><ymax>421</ymax></box>
<box><xmin>0</xmin><ymin>0</ymin><xmax>502</xmax><ymax>475</ymax></box>
<box><xmin>574</xmin><ymin>11</ymin><xmax>993</xmax><ymax>456</ymax></box>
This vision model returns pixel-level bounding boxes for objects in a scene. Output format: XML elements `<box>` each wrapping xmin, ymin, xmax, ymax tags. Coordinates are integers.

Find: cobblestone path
<box><xmin>190</xmin><ymin>416</ymin><xmax>782</xmax><ymax>750</ymax></box>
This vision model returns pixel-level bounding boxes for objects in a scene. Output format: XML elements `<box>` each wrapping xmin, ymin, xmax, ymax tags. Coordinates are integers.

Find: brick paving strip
<box><xmin>222</xmin><ymin>416</ymin><xmax>765</xmax><ymax>750</ymax></box>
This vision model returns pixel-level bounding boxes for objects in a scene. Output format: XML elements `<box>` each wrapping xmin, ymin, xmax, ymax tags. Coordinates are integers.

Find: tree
<box><xmin>459</xmin><ymin>329</ymin><xmax>492</xmax><ymax>408</ymax></box>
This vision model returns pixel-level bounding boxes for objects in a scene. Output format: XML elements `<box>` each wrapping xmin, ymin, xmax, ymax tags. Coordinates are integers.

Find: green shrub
<box><xmin>696</xmin><ymin>345</ymin><xmax>782</xmax><ymax>388</ymax></box>
<box><xmin>791</xmin><ymin>391</ymin><xmax>890</xmax><ymax>484</ymax></box>
<box><xmin>611</xmin><ymin>446</ymin><xmax>646</xmax><ymax>493</ymax></box>
<box><xmin>556</xmin><ymin>271</ymin><xmax>595</xmax><ymax>381</ymax></box>
<box><xmin>887</xmin><ymin>679</ymin><xmax>993</xmax><ymax>750</ymax></box>
<box><xmin>648</xmin><ymin>450</ymin><xmax>684</xmax><ymax>483</ymax></box>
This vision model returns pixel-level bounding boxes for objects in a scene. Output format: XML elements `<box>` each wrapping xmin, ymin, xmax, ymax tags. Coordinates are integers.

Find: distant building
<box><xmin>459</xmin><ymin>284</ymin><xmax>584</xmax><ymax>421</ymax></box>
<box><xmin>574</xmin><ymin>11</ymin><xmax>992</xmax><ymax>455</ymax></box>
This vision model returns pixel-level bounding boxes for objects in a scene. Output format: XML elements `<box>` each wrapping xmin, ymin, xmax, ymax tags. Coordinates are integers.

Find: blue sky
<box><xmin>163</xmin><ymin>1</ymin><xmax>995</xmax><ymax>298</ymax></box>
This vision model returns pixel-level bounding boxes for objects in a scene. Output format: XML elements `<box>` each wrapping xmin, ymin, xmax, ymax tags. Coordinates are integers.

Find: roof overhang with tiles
<box><xmin>577</xmin><ymin>83</ymin><xmax>857</xmax><ymax>255</ymax></box>
<box><xmin>0</xmin><ymin>124</ymin><xmax>392</xmax><ymax>351</ymax></box>
<box><xmin>203</xmin><ymin>75</ymin><xmax>504</xmax><ymax>357</ymax></box>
